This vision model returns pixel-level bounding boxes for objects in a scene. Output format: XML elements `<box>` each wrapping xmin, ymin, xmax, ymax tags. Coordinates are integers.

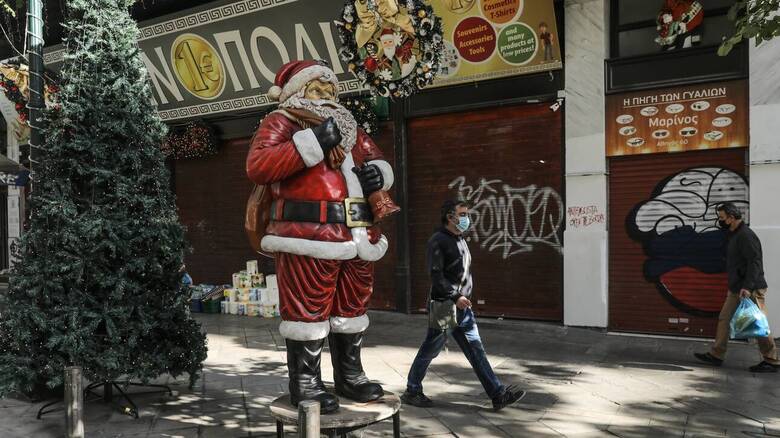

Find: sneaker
<box><xmin>693</xmin><ymin>352</ymin><xmax>723</xmax><ymax>367</ymax></box>
<box><xmin>492</xmin><ymin>385</ymin><xmax>526</xmax><ymax>411</ymax></box>
<box><xmin>401</xmin><ymin>390</ymin><xmax>434</xmax><ymax>408</ymax></box>
<box><xmin>749</xmin><ymin>361</ymin><xmax>780</xmax><ymax>373</ymax></box>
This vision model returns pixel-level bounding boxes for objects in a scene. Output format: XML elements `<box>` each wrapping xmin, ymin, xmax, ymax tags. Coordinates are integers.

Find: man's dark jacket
<box><xmin>427</xmin><ymin>227</ymin><xmax>472</xmax><ymax>302</ymax></box>
<box><xmin>727</xmin><ymin>223</ymin><xmax>768</xmax><ymax>293</ymax></box>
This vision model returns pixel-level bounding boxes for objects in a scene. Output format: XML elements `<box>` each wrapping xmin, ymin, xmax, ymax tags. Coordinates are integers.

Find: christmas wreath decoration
<box><xmin>655</xmin><ymin>0</ymin><xmax>704</xmax><ymax>48</ymax></box>
<box><xmin>160</xmin><ymin>120</ymin><xmax>218</xmax><ymax>160</ymax></box>
<box><xmin>0</xmin><ymin>63</ymin><xmax>59</xmax><ymax>123</ymax></box>
<box><xmin>0</xmin><ymin>76</ymin><xmax>29</xmax><ymax>123</ymax></box>
<box><xmin>337</xmin><ymin>0</ymin><xmax>444</xmax><ymax>98</ymax></box>
<box><xmin>341</xmin><ymin>96</ymin><xmax>380</xmax><ymax>136</ymax></box>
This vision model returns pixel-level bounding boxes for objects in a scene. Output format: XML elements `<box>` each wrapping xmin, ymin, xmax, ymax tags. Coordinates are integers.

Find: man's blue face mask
<box><xmin>456</xmin><ymin>215</ymin><xmax>471</xmax><ymax>233</ymax></box>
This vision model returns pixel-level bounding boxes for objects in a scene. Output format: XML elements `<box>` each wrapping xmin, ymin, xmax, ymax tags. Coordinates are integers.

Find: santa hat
<box><xmin>267</xmin><ymin>60</ymin><xmax>339</xmax><ymax>103</ymax></box>
<box><xmin>380</xmin><ymin>28</ymin><xmax>395</xmax><ymax>41</ymax></box>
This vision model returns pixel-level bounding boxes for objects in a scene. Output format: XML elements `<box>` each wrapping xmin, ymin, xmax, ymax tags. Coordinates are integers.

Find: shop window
<box><xmin>610</xmin><ymin>0</ymin><xmax>736</xmax><ymax>58</ymax></box>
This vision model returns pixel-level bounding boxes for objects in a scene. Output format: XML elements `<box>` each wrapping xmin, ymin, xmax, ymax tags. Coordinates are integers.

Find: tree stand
<box><xmin>37</xmin><ymin>380</ymin><xmax>175</xmax><ymax>420</ymax></box>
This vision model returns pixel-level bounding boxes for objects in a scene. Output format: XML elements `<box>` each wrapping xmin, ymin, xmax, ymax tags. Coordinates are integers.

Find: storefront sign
<box><xmin>606</xmin><ymin>80</ymin><xmax>748</xmax><ymax>157</ymax></box>
<box><xmin>430</xmin><ymin>0</ymin><xmax>562</xmax><ymax>87</ymax></box>
<box><xmin>0</xmin><ymin>170</ymin><xmax>29</xmax><ymax>186</ymax></box>
<box><xmin>43</xmin><ymin>0</ymin><xmax>365</xmax><ymax>121</ymax></box>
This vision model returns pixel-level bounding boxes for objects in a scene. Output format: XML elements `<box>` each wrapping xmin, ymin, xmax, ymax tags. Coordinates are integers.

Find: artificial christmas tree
<box><xmin>0</xmin><ymin>0</ymin><xmax>207</xmax><ymax>399</ymax></box>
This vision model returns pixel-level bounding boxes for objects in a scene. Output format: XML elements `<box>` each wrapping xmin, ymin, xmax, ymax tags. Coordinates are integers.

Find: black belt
<box><xmin>270</xmin><ymin>199</ymin><xmax>373</xmax><ymax>228</ymax></box>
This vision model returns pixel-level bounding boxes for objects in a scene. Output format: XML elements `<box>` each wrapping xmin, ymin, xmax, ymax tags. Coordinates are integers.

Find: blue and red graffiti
<box><xmin>627</xmin><ymin>167</ymin><xmax>749</xmax><ymax>316</ymax></box>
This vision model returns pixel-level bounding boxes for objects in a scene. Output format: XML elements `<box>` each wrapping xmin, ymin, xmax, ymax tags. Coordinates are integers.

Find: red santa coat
<box><xmin>246</xmin><ymin>111</ymin><xmax>394</xmax><ymax>262</ymax></box>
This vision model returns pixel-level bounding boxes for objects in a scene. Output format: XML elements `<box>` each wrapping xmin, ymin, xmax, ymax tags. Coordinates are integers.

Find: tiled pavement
<box><xmin>2</xmin><ymin>311</ymin><xmax>780</xmax><ymax>437</ymax></box>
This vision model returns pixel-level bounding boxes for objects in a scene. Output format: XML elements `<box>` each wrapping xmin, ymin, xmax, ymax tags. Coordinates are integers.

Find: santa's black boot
<box><xmin>329</xmin><ymin>331</ymin><xmax>384</xmax><ymax>402</ymax></box>
<box><xmin>286</xmin><ymin>338</ymin><xmax>339</xmax><ymax>414</ymax></box>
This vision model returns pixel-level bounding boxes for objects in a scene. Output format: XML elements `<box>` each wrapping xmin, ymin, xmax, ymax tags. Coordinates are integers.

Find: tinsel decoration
<box><xmin>160</xmin><ymin>120</ymin><xmax>218</xmax><ymax>160</ymax></box>
<box><xmin>336</xmin><ymin>0</ymin><xmax>443</xmax><ymax>99</ymax></box>
<box><xmin>341</xmin><ymin>96</ymin><xmax>380</xmax><ymax>136</ymax></box>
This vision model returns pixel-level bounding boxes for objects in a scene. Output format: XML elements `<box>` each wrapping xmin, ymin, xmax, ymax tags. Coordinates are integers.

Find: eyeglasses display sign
<box><xmin>606</xmin><ymin>80</ymin><xmax>748</xmax><ymax>157</ymax></box>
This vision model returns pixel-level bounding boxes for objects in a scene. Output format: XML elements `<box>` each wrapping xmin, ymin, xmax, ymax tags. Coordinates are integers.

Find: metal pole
<box><xmin>64</xmin><ymin>367</ymin><xmax>84</xmax><ymax>438</ymax></box>
<box><xmin>25</xmin><ymin>0</ymin><xmax>45</xmax><ymax>194</ymax></box>
<box><xmin>297</xmin><ymin>400</ymin><xmax>320</xmax><ymax>438</ymax></box>
<box><xmin>392</xmin><ymin>99</ymin><xmax>411</xmax><ymax>314</ymax></box>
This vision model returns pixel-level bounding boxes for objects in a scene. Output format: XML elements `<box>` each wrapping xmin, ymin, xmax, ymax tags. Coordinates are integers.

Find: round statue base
<box><xmin>269</xmin><ymin>390</ymin><xmax>401</xmax><ymax>438</ymax></box>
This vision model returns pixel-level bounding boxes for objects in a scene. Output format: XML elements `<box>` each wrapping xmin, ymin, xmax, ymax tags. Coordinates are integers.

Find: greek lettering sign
<box><xmin>43</xmin><ymin>0</ymin><xmax>365</xmax><ymax>121</ymax></box>
<box><xmin>606</xmin><ymin>80</ymin><xmax>748</xmax><ymax>157</ymax></box>
<box><xmin>430</xmin><ymin>0</ymin><xmax>562</xmax><ymax>88</ymax></box>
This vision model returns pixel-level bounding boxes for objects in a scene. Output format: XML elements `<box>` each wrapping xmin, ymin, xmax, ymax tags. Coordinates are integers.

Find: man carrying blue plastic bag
<box><xmin>729</xmin><ymin>297</ymin><xmax>770</xmax><ymax>340</ymax></box>
<box><xmin>695</xmin><ymin>203</ymin><xmax>780</xmax><ymax>372</ymax></box>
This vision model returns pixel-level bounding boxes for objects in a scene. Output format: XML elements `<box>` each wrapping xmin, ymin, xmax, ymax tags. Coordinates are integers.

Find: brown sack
<box><xmin>245</xmin><ymin>183</ymin><xmax>274</xmax><ymax>257</ymax></box>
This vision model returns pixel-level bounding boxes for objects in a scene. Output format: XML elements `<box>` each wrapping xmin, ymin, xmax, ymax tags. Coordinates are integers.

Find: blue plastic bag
<box><xmin>729</xmin><ymin>297</ymin><xmax>771</xmax><ymax>339</ymax></box>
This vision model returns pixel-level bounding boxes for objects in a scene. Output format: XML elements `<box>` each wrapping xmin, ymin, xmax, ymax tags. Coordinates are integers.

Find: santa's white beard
<box><xmin>383</xmin><ymin>46</ymin><xmax>396</xmax><ymax>59</ymax></box>
<box><xmin>281</xmin><ymin>94</ymin><xmax>358</xmax><ymax>152</ymax></box>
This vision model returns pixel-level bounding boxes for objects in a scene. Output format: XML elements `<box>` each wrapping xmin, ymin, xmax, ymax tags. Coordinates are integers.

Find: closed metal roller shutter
<box><xmin>407</xmin><ymin>103</ymin><xmax>564</xmax><ymax>320</ymax></box>
<box><xmin>608</xmin><ymin>148</ymin><xmax>748</xmax><ymax>336</ymax></box>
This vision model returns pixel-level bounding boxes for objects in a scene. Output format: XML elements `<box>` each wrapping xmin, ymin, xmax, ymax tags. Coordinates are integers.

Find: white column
<box><xmin>6</xmin><ymin>125</ymin><xmax>22</xmax><ymax>267</ymax></box>
<box><xmin>749</xmin><ymin>37</ymin><xmax>780</xmax><ymax>331</ymax></box>
<box><xmin>0</xmin><ymin>88</ymin><xmax>24</xmax><ymax>268</ymax></box>
<box><xmin>563</xmin><ymin>0</ymin><xmax>609</xmax><ymax>327</ymax></box>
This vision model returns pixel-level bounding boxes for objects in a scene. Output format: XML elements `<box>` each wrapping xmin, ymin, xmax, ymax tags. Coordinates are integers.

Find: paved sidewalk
<box><xmin>2</xmin><ymin>311</ymin><xmax>780</xmax><ymax>437</ymax></box>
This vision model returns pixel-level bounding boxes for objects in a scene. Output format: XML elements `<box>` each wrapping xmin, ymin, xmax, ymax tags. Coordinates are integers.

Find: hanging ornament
<box><xmin>341</xmin><ymin>96</ymin><xmax>380</xmax><ymax>136</ymax></box>
<box><xmin>655</xmin><ymin>0</ymin><xmax>704</xmax><ymax>49</ymax></box>
<box><xmin>336</xmin><ymin>0</ymin><xmax>444</xmax><ymax>99</ymax></box>
<box><xmin>160</xmin><ymin>120</ymin><xmax>218</xmax><ymax>160</ymax></box>
<box><xmin>0</xmin><ymin>63</ymin><xmax>59</xmax><ymax>124</ymax></box>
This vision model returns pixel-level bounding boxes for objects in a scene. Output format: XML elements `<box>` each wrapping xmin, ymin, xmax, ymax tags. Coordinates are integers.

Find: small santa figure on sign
<box><xmin>655</xmin><ymin>0</ymin><xmax>704</xmax><ymax>50</ymax></box>
<box><xmin>246</xmin><ymin>60</ymin><xmax>398</xmax><ymax>413</ymax></box>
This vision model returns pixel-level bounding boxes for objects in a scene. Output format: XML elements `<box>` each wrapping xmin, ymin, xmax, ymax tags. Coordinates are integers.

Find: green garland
<box><xmin>342</xmin><ymin>96</ymin><xmax>380</xmax><ymax>136</ymax></box>
<box><xmin>160</xmin><ymin>120</ymin><xmax>218</xmax><ymax>160</ymax></box>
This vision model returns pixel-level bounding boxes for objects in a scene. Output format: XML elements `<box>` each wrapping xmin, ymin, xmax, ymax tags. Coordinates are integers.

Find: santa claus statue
<box><xmin>655</xmin><ymin>0</ymin><xmax>704</xmax><ymax>49</ymax></box>
<box><xmin>246</xmin><ymin>60</ymin><xmax>395</xmax><ymax>413</ymax></box>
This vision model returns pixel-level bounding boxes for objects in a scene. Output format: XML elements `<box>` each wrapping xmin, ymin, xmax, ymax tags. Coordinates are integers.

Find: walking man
<box><xmin>401</xmin><ymin>200</ymin><xmax>526</xmax><ymax>410</ymax></box>
<box><xmin>694</xmin><ymin>202</ymin><xmax>780</xmax><ymax>372</ymax></box>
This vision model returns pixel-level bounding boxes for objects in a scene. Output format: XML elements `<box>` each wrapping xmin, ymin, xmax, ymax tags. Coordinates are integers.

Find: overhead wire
<box><xmin>0</xmin><ymin>20</ymin><xmax>25</xmax><ymax>59</ymax></box>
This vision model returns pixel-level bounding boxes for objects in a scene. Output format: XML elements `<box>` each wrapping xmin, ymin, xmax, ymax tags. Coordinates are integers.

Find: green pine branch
<box><xmin>719</xmin><ymin>0</ymin><xmax>780</xmax><ymax>56</ymax></box>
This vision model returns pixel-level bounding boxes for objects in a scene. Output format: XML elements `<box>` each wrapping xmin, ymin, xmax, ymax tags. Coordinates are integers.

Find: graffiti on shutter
<box><xmin>449</xmin><ymin>176</ymin><xmax>563</xmax><ymax>259</ymax></box>
<box><xmin>627</xmin><ymin>167</ymin><xmax>749</xmax><ymax>316</ymax></box>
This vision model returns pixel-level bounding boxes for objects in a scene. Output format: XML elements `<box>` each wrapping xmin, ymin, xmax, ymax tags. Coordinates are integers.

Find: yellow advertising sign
<box><xmin>430</xmin><ymin>0</ymin><xmax>562</xmax><ymax>87</ymax></box>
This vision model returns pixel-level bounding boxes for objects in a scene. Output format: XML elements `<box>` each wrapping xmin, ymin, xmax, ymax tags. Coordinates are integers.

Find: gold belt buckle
<box><xmin>344</xmin><ymin>197</ymin><xmax>373</xmax><ymax>228</ymax></box>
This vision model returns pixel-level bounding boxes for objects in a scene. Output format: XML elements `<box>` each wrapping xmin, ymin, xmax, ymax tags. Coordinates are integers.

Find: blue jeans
<box><xmin>406</xmin><ymin>307</ymin><xmax>504</xmax><ymax>399</ymax></box>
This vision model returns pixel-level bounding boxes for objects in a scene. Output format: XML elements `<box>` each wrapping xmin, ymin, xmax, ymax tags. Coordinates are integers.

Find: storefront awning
<box><xmin>0</xmin><ymin>154</ymin><xmax>29</xmax><ymax>186</ymax></box>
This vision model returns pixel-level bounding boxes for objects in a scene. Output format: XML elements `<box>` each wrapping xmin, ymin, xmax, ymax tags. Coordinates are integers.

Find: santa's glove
<box><xmin>352</xmin><ymin>164</ymin><xmax>384</xmax><ymax>195</ymax></box>
<box><xmin>312</xmin><ymin>117</ymin><xmax>342</xmax><ymax>154</ymax></box>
